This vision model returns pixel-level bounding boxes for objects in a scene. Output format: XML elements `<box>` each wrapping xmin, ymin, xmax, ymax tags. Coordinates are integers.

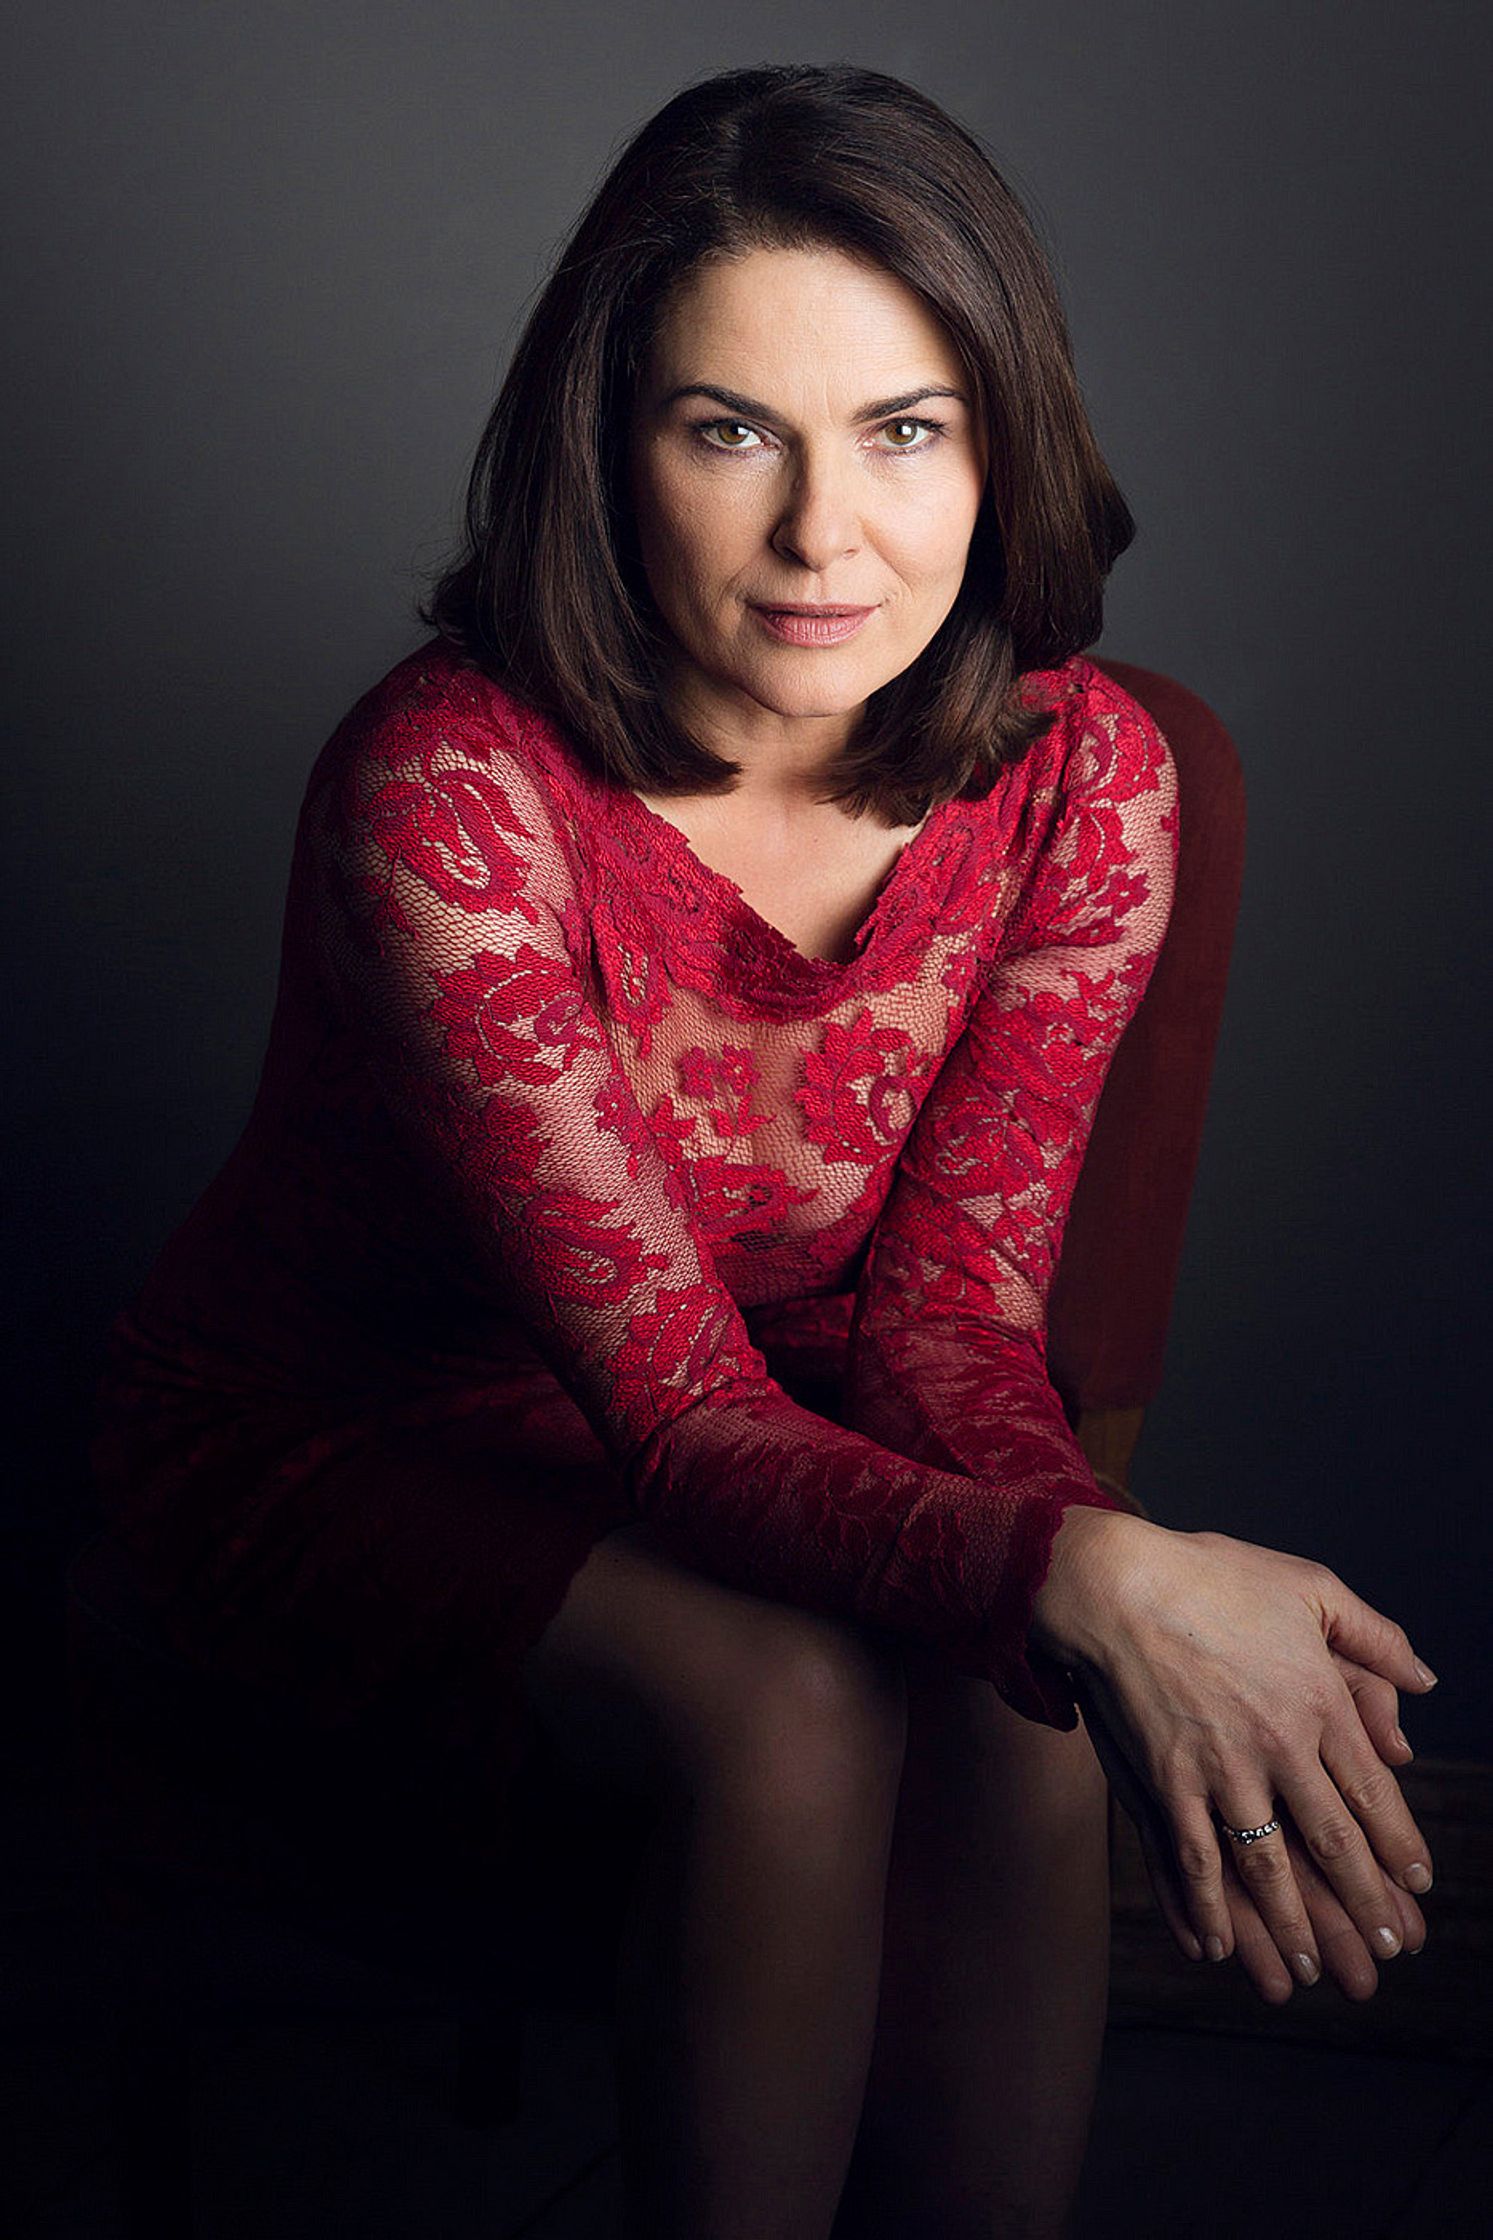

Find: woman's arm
<box><xmin>303</xmin><ymin>703</ymin><xmax>1125</xmax><ymax>1727</ymax></box>
<box><xmin>839</xmin><ymin>677</ymin><xmax>1436</xmax><ymax>1987</ymax></box>
<box><xmin>841</xmin><ymin>670</ymin><xmax>1177</xmax><ymax>1534</ymax></box>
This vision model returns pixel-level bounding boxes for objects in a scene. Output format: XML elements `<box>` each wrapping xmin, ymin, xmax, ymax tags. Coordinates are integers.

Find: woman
<box><xmin>91</xmin><ymin>63</ymin><xmax>1436</xmax><ymax>2240</ymax></box>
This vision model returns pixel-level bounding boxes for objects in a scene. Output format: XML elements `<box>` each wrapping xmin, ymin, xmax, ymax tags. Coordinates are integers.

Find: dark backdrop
<box><xmin>6</xmin><ymin>3</ymin><xmax>1487</xmax><ymax>1756</ymax></box>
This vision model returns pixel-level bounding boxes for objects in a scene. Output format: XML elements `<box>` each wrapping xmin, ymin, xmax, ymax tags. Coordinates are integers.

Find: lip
<box><xmin>751</xmin><ymin>602</ymin><xmax>877</xmax><ymax>646</ymax></box>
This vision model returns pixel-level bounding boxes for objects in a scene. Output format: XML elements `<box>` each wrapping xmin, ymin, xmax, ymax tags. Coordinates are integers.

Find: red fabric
<box><xmin>89</xmin><ymin>639</ymin><xmax>1178</xmax><ymax>1784</ymax></box>
<box><xmin>1047</xmin><ymin>660</ymin><xmax>1246</xmax><ymax>1409</ymax></box>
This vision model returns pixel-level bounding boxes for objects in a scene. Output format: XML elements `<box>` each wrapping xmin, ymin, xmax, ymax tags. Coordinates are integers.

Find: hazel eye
<box><xmin>702</xmin><ymin>420</ymin><xmax>763</xmax><ymax>450</ymax></box>
<box><xmin>879</xmin><ymin>417</ymin><xmax>938</xmax><ymax>450</ymax></box>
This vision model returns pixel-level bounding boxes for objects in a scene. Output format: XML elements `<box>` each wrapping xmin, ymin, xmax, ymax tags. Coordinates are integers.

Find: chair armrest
<box><xmin>1074</xmin><ymin>1405</ymin><xmax>1152</xmax><ymax>1519</ymax></box>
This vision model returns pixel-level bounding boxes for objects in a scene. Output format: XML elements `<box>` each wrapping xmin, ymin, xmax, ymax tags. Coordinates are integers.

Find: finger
<box><xmin>1168</xmin><ymin>1794</ymin><xmax>1236</xmax><ymax>1961</ymax></box>
<box><xmin>1317</xmin><ymin>1708</ymin><xmax>1434</xmax><ymax>1896</ymax></box>
<box><xmin>1331</xmin><ymin>1652</ymin><xmax>1413</xmax><ymax>1769</ymax></box>
<box><xmin>1280</xmin><ymin>1829</ymin><xmax>1380</xmax><ymax>2001</ymax></box>
<box><xmin>1217</xmin><ymin>1846</ymin><xmax>1295</xmax><ymax>2003</ymax></box>
<box><xmin>1214</xmin><ymin>1794</ymin><xmax>1321</xmax><ymax>1981</ymax></box>
<box><xmin>1136</xmin><ymin>1809</ymin><xmax>1205</xmax><ymax>1962</ymax></box>
<box><xmin>1289</xmin><ymin>1834</ymin><xmax>1429</xmax><ymax>1988</ymax></box>
<box><xmin>1388</xmin><ymin>1871</ymin><xmax>1427</xmax><ymax>1953</ymax></box>
<box><xmin>1316</xmin><ymin>1575</ymin><xmax>1437</xmax><ymax>1696</ymax></box>
<box><xmin>1277</xmin><ymin>1754</ymin><xmax>1416</xmax><ymax>1962</ymax></box>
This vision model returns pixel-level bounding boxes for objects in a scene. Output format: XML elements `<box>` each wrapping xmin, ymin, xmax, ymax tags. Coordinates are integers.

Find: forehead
<box><xmin>643</xmin><ymin>245</ymin><xmax>966</xmax><ymax>393</ymax></box>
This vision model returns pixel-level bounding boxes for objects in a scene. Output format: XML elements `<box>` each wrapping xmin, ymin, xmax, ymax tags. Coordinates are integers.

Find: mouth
<box><xmin>750</xmin><ymin>602</ymin><xmax>877</xmax><ymax>646</ymax></box>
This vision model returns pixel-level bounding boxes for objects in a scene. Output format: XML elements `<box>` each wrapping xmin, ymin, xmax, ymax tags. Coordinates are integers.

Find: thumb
<box><xmin>1317</xmin><ymin>1574</ymin><xmax>1437</xmax><ymax>1694</ymax></box>
<box><xmin>1330</xmin><ymin>1651</ymin><xmax>1415</xmax><ymax>1767</ymax></box>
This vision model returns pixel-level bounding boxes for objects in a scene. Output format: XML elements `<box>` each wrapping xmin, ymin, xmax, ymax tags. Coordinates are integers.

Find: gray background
<box><xmin>6</xmin><ymin>3</ymin><xmax>1487</xmax><ymax>1756</ymax></box>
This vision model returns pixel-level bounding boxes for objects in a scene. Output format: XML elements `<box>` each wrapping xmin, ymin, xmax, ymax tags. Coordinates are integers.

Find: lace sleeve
<box><xmin>841</xmin><ymin>684</ymin><xmax>1180</xmax><ymax>1710</ymax></box>
<box><xmin>305</xmin><ymin>703</ymin><xmax>1146</xmax><ymax>1724</ymax></box>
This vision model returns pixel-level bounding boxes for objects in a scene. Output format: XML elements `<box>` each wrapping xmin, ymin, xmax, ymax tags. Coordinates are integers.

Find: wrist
<box><xmin>1029</xmin><ymin>1502</ymin><xmax>1159</xmax><ymax>1670</ymax></box>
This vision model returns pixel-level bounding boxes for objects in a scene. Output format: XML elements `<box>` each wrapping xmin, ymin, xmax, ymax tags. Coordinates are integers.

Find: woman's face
<box><xmin>627</xmin><ymin>244</ymin><xmax>988</xmax><ymax>751</ymax></box>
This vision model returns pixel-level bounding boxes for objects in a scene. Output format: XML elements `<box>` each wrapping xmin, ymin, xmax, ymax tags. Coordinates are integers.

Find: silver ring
<box><xmin>1222</xmin><ymin>1817</ymin><xmax>1283</xmax><ymax>1846</ymax></box>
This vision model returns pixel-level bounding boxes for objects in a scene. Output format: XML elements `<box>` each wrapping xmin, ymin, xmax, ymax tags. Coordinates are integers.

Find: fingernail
<box><xmin>1205</xmin><ymin>1934</ymin><xmax>1226</xmax><ymax>1963</ymax></box>
<box><xmin>1182</xmin><ymin>1931</ymin><xmax>1202</xmax><ymax>1961</ymax></box>
<box><xmin>1293</xmin><ymin>1951</ymin><xmax>1320</xmax><ymax>1986</ymax></box>
<box><xmin>1401</xmin><ymin>1862</ymin><xmax>1432</xmax><ymax>1894</ymax></box>
<box><xmin>1413</xmin><ymin>1659</ymin><xmax>1438</xmax><ymax>1688</ymax></box>
<box><xmin>1375</xmin><ymin>1925</ymin><xmax>1402</xmax><ymax>1956</ymax></box>
<box><xmin>1393</xmin><ymin>1725</ymin><xmax>1413</xmax><ymax>1756</ymax></box>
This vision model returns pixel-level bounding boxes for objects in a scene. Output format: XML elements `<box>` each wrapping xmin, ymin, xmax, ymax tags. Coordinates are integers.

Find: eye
<box><xmin>876</xmin><ymin>416</ymin><xmax>943</xmax><ymax>452</ymax></box>
<box><xmin>697</xmin><ymin>419</ymin><xmax>766</xmax><ymax>451</ymax></box>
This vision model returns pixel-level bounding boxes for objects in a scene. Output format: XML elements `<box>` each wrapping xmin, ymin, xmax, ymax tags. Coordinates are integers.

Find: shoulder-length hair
<box><xmin>420</xmin><ymin>63</ymin><xmax>1136</xmax><ymax>825</ymax></box>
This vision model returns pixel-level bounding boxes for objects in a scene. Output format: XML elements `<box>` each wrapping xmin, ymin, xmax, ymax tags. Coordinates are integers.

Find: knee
<box><xmin>903</xmin><ymin>1645</ymin><xmax>1109</xmax><ymax>1831</ymax></box>
<box><xmin>700</xmin><ymin>1618</ymin><xmax>908</xmax><ymax>1832</ymax></box>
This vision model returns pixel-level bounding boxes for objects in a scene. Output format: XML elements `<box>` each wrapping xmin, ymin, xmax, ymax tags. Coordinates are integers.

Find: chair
<box><xmin>64</xmin><ymin>658</ymin><xmax>1246</xmax><ymax>2239</ymax></box>
<box><xmin>1056</xmin><ymin>659</ymin><xmax>1248</xmax><ymax>1498</ymax></box>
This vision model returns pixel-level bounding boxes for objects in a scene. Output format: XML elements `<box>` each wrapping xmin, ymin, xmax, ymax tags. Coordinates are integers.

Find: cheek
<box><xmin>889</xmin><ymin>525</ymin><xmax>976</xmax><ymax>599</ymax></box>
<box><xmin>894</xmin><ymin>478</ymin><xmax>983</xmax><ymax>591</ymax></box>
<box><xmin>642</xmin><ymin>481</ymin><xmax>756</xmax><ymax>607</ymax></box>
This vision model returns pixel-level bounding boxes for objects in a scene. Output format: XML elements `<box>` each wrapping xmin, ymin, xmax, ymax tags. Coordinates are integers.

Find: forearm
<box><xmin>841</xmin><ymin>1309</ymin><xmax>1120</xmax><ymax>1510</ymax></box>
<box><xmin>623</xmin><ymin>1375</ymin><xmax>1100</xmax><ymax>1727</ymax></box>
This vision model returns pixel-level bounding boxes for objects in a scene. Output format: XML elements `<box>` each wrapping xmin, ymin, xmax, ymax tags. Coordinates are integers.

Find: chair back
<box><xmin>1048</xmin><ymin>660</ymin><xmax>1246</xmax><ymax>1414</ymax></box>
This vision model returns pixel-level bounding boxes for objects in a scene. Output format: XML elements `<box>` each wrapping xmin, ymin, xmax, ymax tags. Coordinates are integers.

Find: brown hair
<box><xmin>419</xmin><ymin>63</ymin><xmax>1136</xmax><ymax>824</ymax></box>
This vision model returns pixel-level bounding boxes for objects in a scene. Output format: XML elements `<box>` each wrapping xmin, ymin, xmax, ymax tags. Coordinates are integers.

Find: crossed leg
<box><xmin>517</xmin><ymin>1518</ymin><xmax>1110</xmax><ymax>2240</ymax></box>
<box><xmin>518</xmin><ymin>1517</ymin><xmax>907</xmax><ymax>2239</ymax></box>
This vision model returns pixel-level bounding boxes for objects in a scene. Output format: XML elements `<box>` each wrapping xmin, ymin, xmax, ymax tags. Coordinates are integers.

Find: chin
<box><xmin>753</xmin><ymin>689</ymin><xmax>869</xmax><ymax>719</ymax></box>
<box><xmin>738</xmin><ymin>659</ymin><xmax>894</xmax><ymax>719</ymax></box>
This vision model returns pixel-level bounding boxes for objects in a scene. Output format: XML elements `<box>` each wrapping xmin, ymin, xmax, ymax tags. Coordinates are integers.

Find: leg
<box><xmin>517</xmin><ymin>1519</ymin><xmax>908</xmax><ymax>2240</ymax></box>
<box><xmin>831</xmin><ymin>1642</ymin><xmax>1112</xmax><ymax>2240</ymax></box>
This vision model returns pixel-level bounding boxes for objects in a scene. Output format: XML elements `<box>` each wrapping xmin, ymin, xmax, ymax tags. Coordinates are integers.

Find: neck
<box><xmin>661</xmin><ymin>661</ymin><xmax>863</xmax><ymax>811</ymax></box>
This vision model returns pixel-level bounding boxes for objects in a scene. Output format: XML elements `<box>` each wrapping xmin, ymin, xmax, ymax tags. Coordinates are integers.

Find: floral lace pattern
<box><xmin>94</xmin><ymin>638</ymin><xmax>1178</xmax><ymax>1730</ymax></box>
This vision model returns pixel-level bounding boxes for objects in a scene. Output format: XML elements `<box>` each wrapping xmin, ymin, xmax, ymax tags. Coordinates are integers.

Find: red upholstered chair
<box><xmin>64</xmin><ymin>658</ymin><xmax>1245</xmax><ymax>2237</ymax></box>
<box><xmin>1055</xmin><ymin>660</ymin><xmax>1248</xmax><ymax>1500</ymax></box>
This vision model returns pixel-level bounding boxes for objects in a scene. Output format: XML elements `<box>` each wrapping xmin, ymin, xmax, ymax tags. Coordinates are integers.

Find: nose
<box><xmin>770</xmin><ymin>445</ymin><xmax>862</xmax><ymax>573</ymax></box>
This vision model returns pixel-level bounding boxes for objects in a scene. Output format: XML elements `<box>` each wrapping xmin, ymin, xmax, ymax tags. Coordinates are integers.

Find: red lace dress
<box><xmin>89</xmin><ymin>637</ymin><xmax>1177</xmax><ymax>1866</ymax></box>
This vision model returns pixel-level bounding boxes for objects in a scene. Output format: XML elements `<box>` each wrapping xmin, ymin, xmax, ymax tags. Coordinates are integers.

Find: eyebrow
<box><xmin>657</xmin><ymin>381</ymin><xmax>969</xmax><ymax>425</ymax></box>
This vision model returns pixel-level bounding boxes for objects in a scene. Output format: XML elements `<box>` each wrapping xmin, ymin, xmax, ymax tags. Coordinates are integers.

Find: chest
<box><xmin>574</xmin><ymin>786</ymin><xmax>1004</xmax><ymax>1301</ymax></box>
<box><xmin>633</xmin><ymin>794</ymin><xmax>929</xmax><ymax>966</ymax></box>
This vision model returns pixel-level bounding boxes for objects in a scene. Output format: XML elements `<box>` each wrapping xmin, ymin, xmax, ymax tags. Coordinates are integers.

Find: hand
<box><xmin>1080</xmin><ymin>1676</ymin><xmax>1427</xmax><ymax>2002</ymax></box>
<box><xmin>1031</xmin><ymin>1510</ymin><xmax>1438</xmax><ymax>1986</ymax></box>
<box><xmin>1220</xmin><ymin>1817</ymin><xmax>1427</xmax><ymax>2002</ymax></box>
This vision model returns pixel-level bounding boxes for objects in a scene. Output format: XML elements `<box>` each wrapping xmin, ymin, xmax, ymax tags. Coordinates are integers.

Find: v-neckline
<box><xmin>612</xmin><ymin>785</ymin><xmax>955</xmax><ymax>975</ymax></box>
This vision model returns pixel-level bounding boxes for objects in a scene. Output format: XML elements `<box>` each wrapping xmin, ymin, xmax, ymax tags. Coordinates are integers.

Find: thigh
<box><xmin>518</xmin><ymin>1518</ymin><xmax>908</xmax><ymax>1808</ymax></box>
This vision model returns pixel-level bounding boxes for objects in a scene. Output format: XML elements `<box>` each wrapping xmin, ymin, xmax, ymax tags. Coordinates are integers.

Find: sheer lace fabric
<box><xmin>92</xmin><ymin>640</ymin><xmax>1177</xmax><ymax>1733</ymax></box>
